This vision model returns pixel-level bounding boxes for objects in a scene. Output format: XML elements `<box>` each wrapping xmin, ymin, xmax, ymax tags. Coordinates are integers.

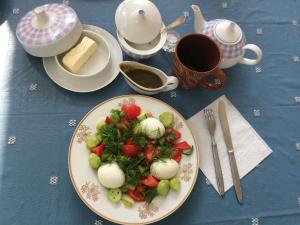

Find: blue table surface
<box><xmin>1</xmin><ymin>0</ymin><xmax>300</xmax><ymax>225</ymax></box>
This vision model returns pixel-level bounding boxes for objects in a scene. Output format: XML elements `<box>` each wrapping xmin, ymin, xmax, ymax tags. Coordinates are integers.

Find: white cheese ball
<box><xmin>97</xmin><ymin>163</ymin><xmax>125</xmax><ymax>188</ymax></box>
<box><xmin>141</xmin><ymin>118</ymin><xmax>165</xmax><ymax>139</ymax></box>
<box><xmin>150</xmin><ymin>159</ymin><xmax>179</xmax><ymax>180</ymax></box>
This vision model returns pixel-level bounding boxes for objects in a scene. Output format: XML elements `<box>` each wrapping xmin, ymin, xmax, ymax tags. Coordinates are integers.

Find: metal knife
<box><xmin>218</xmin><ymin>100</ymin><xmax>243</xmax><ymax>204</ymax></box>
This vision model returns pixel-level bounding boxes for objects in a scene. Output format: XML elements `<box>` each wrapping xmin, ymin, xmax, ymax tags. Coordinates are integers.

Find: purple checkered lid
<box><xmin>202</xmin><ymin>19</ymin><xmax>246</xmax><ymax>59</ymax></box>
<box><xmin>16</xmin><ymin>3</ymin><xmax>78</xmax><ymax>46</ymax></box>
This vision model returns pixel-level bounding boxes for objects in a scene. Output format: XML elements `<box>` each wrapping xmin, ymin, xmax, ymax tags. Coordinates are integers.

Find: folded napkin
<box><xmin>187</xmin><ymin>95</ymin><xmax>272</xmax><ymax>194</ymax></box>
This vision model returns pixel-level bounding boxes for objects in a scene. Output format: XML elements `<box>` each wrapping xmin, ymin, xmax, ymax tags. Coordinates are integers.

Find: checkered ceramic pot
<box><xmin>16</xmin><ymin>3</ymin><xmax>82</xmax><ymax>57</ymax></box>
<box><xmin>202</xmin><ymin>19</ymin><xmax>246</xmax><ymax>59</ymax></box>
<box><xmin>201</xmin><ymin>19</ymin><xmax>262</xmax><ymax>69</ymax></box>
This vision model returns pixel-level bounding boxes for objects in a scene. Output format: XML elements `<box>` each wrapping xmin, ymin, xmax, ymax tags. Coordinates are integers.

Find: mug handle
<box><xmin>162</xmin><ymin>76</ymin><xmax>179</xmax><ymax>92</ymax></box>
<box><xmin>240</xmin><ymin>44</ymin><xmax>263</xmax><ymax>65</ymax></box>
<box><xmin>199</xmin><ymin>68</ymin><xmax>226</xmax><ymax>90</ymax></box>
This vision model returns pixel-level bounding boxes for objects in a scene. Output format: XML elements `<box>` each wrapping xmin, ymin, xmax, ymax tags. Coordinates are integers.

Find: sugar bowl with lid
<box><xmin>115</xmin><ymin>0</ymin><xmax>168</xmax><ymax>60</ymax></box>
<box><xmin>16</xmin><ymin>3</ymin><xmax>112</xmax><ymax>80</ymax></box>
<box><xmin>16</xmin><ymin>3</ymin><xmax>82</xmax><ymax>57</ymax></box>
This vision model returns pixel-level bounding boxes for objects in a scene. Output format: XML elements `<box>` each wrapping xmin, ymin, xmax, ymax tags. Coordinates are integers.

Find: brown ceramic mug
<box><xmin>172</xmin><ymin>33</ymin><xmax>226</xmax><ymax>90</ymax></box>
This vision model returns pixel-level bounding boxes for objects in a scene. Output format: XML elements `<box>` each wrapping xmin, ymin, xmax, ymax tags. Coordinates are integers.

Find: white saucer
<box><xmin>43</xmin><ymin>24</ymin><xmax>123</xmax><ymax>92</ymax></box>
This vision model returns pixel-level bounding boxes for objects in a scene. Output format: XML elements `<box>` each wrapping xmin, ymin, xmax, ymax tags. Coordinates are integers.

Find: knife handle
<box><xmin>228</xmin><ymin>151</ymin><xmax>243</xmax><ymax>204</ymax></box>
<box><xmin>211</xmin><ymin>140</ymin><xmax>225</xmax><ymax>197</ymax></box>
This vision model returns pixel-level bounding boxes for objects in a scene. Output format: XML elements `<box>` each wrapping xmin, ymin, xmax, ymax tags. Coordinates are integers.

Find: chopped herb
<box><xmin>99</xmin><ymin>125</ymin><xmax>121</xmax><ymax>154</ymax></box>
<box><xmin>157</xmin><ymin>145</ymin><xmax>173</xmax><ymax>158</ymax></box>
<box><xmin>125</xmin><ymin>169</ymin><xmax>141</xmax><ymax>186</ymax></box>
<box><xmin>164</xmin><ymin>132</ymin><xmax>176</xmax><ymax>141</ymax></box>
<box><xmin>144</xmin><ymin>188</ymin><xmax>158</xmax><ymax>203</ymax></box>
<box><xmin>159</xmin><ymin>137</ymin><xmax>165</xmax><ymax>145</ymax></box>
<box><xmin>133</xmin><ymin>133</ymin><xmax>148</xmax><ymax>147</ymax></box>
<box><xmin>121</xmin><ymin>128</ymin><xmax>133</xmax><ymax>142</ymax></box>
<box><xmin>182</xmin><ymin>146</ymin><xmax>194</xmax><ymax>155</ymax></box>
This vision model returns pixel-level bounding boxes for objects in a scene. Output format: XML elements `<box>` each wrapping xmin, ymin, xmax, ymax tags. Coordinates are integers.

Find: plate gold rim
<box><xmin>68</xmin><ymin>95</ymin><xmax>200</xmax><ymax>225</ymax></box>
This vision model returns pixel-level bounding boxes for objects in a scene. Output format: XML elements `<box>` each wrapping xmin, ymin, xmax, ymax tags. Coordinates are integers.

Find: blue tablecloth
<box><xmin>1</xmin><ymin>0</ymin><xmax>300</xmax><ymax>224</ymax></box>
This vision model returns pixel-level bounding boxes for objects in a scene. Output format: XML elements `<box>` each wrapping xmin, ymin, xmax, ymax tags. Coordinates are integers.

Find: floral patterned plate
<box><xmin>68</xmin><ymin>95</ymin><xmax>199</xmax><ymax>224</ymax></box>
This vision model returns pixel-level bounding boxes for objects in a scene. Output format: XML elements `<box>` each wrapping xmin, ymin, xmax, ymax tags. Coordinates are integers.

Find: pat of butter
<box><xmin>62</xmin><ymin>36</ymin><xmax>97</xmax><ymax>74</ymax></box>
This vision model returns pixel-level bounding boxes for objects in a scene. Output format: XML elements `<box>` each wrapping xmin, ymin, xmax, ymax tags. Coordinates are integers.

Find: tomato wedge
<box><xmin>126</xmin><ymin>138</ymin><xmax>134</xmax><ymax>145</ymax></box>
<box><xmin>173</xmin><ymin>141</ymin><xmax>191</xmax><ymax>150</ymax></box>
<box><xmin>165</xmin><ymin>129</ymin><xmax>181</xmax><ymax>142</ymax></box>
<box><xmin>121</xmin><ymin>104</ymin><xmax>141</xmax><ymax>120</ymax></box>
<box><xmin>144</xmin><ymin>146</ymin><xmax>158</xmax><ymax>161</ymax></box>
<box><xmin>172</xmin><ymin>149</ymin><xmax>182</xmax><ymax>163</ymax></box>
<box><xmin>105</xmin><ymin>116</ymin><xmax>110</xmax><ymax>124</ymax></box>
<box><xmin>121</xmin><ymin>144</ymin><xmax>139</xmax><ymax>158</ymax></box>
<box><xmin>135</xmin><ymin>184</ymin><xmax>146</xmax><ymax>193</ymax></box>
<box><xmin>91</xmin><ymin>144</ymin><xmax>104</xmax><ymax>156</ymax></box>
<box><xmin>171</xmin><ymin>130</ymin><xmax>181</xmax><ymax>140</ymax></box>
<box><xmin>142</xmin><ymin>175</ymin><xmax>158</xmax><ymax>188</ymax></box>
<box><xmin>128</xmin><ymin>189</ymin><xmax>144</xmax><ymax>202</ymax></box>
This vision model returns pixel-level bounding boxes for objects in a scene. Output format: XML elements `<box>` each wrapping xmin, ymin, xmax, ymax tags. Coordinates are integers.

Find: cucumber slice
<box><xmin>88</xmin><ymin>153</ymin><xmax>101</xmax><ymax>169</ymax></box>
<box><xmin>169</xmin><ymin>178</ymin><xmax>181</xmax><ymax>191</ymax></box>
<box><xmin>107</xmin><ymin>188</ymin><xmax>122</xmax><ymax>203</ymax></box>
<box><xmin>85</xmin><ymin>135</ymin><xmax>100</xmax><ymax>149</ymax></box>
<box><xmin>156</xmin><ymin>180</ymin><xmax>170</xmax><ymax>196</ymax></box>
<box><xmin>133</xmin><ymin>123</ymin><xmax>143</xmax><ymax>134</ymax></box>
<box><xmin>96</xmin><ymin>118</ymin><xmax>106</xmax><ymax>131</ymax></box>
<box><xmin>137</xmin><ymin>112</ymin><xmax>148</xmax><ymax>121</ymax></box>
<box><xmin>159</xmin><ymin>112</ymin><xmax>174</xmax><ymax>128</ymax></box>
<box><xmin>96</xmin><ymin>134</ymin><xmax>102</xmax><ymax>143</ymax></box>
<box><xmin>121</xmin><ymin>194</ymin><xmax>135</xmax><ymax>208</ymax></box>
<box><xmin>120</xmin><ymin>184</ymin><xmax>135</xmax><ymax>192</ymax></box>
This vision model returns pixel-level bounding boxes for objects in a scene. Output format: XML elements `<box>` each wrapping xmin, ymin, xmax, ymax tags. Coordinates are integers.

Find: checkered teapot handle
<box><xmin>239</xmin><ymin>44</ymin><xmax>263</xmax><ymax>65</ymax></box>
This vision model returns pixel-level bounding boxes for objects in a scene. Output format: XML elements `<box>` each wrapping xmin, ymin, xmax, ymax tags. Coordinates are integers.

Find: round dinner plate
<box><xmin>43</xmin><ymin>24</ymin><xmax>123</xmax><ymax>92</ymax></box>
<box><xmin>68</xmin><ymin>95</ymin><xmax>199</xmax><ymax>225</ymax></box>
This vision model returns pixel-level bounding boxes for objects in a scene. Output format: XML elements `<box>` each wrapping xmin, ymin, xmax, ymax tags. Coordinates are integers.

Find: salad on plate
<box><xmin>84</xmin><ymin>103</ymin><xmax>193</xmax><ymax>208</ymax></box>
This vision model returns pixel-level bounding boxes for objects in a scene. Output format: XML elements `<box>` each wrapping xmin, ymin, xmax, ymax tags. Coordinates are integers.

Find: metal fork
<box><xmin>204</xmin><ymin>108</ymin><xmax>225</xmax><ymax>197</ymax></box>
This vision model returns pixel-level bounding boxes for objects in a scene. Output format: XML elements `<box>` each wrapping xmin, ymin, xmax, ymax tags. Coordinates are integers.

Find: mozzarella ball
<box><xmin>150</xmin><ymin>159</ymin><xmax>179</xmax><ymax>180</ymax></box>
<box><xmin>141</xmin><ymin>118</ymin><xmax>165</xmax><ymax>139</ymax></box>
<box><xmin>97</xmin><ymin>163</ymin><xmax>125</xmax><ymax>188</ymax></box>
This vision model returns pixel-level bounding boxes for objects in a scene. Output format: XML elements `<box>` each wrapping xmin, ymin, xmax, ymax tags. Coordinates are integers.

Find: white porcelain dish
<box><xmin>55</xmin><ymin>30</ymin><xmax>110</xmax><ymax>78</ymax></box>
<box><xmin>117</xmin><ymin>28</ymin><xmax>167</xmax><ymax>60</ymax></box>
<box><xmin>115</xmin><ymin>0</ymin><xmax>162</xmax><ymax>44</ymax></box>
<box><xmin>43</xmin><ymin>25</ymin><xmax>123</xmax><ymax>92</ymax></box>
<box><xmin>68</xmin><ymin>95</ymin><xmax>199</xmax><ymax>225</ymax></box>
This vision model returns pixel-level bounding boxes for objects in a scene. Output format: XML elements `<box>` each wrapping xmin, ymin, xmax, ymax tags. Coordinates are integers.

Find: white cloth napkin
<box><xmin>187</xmin><ymin>95</ymin><xmax>272</xmax><ymax>194</ymax></box>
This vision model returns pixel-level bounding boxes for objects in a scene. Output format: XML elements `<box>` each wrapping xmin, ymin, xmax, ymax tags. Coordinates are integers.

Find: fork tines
<box><xmin>204</xmin><ymin>108</ymin><xmax>214</xmax><ymax>120</ymax></box>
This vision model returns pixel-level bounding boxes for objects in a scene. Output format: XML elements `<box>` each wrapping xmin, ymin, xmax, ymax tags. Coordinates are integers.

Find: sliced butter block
<box><xmin>62</xmin><ymin>36</ymin><xmax>97</xmax><ymax>74</ymax></box>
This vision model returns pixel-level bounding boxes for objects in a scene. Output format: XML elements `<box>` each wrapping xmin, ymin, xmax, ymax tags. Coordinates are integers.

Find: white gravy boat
<box><xmin>119</xmin><ymin>61</ymin><xmax>178</xmax><ymax>95</ymax></box>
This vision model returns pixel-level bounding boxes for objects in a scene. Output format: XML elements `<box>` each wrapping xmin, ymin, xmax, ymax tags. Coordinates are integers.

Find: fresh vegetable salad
<box><xmin>85</xmin><ymin>103</ymin><xmax>193</xmax><ymax>208</ymax></box>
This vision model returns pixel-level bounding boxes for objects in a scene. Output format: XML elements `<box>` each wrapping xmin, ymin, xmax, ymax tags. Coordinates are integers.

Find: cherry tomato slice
<box><xmin>121</xmin><ymin>104</ymin><xmax>141</xmax><ymax>120</ymax></box>
<box><xmin>135</xmin><ymin>184</ymin><xmax>146</xmax><ymax>193</ymax></box>
<box><xmin>171</xmin><ymin>130</ymin><xmax>181</xmax><ymax>140</ymax></box>
<box><xmin>144</xmin><ymin>147</ymin><xmax>154</xmax><ymax>161</ymax></box>
<box><xmin>91</xmin><ymin>144</ymin><xmax>104</xmax><ymax>156</ymax></box>
<box><xmin>172</xmin><ymin>149</ymin><xmax>182</xmax><ymax>163</ymax></box>
<box><xmin>173</xmin><ymin>141</ymin><xmax>191</xmax><ymax>150</ymax></box>
<box><xmin>142</xmin><ymin>175</ymin><xmax>158</xmax><ymax>188</ymax></box>
<box><xmin>128</xmin><ymin>189</ymin><xmax>144</xmax><ymax>202</ymax></box>
<box><xmin>126</xmin><ymin>138</ymin><xmax>134</xmax><ymax>145</ymax></box>
<box><xmin>121</xmin><ymin>144</ymin><xmax>139</xmax><ymax>158</ymax></box>
<box><xmin>105</xmin><ymin>116</ymin><xmax>110</xmax><ymax>124</ymax></box>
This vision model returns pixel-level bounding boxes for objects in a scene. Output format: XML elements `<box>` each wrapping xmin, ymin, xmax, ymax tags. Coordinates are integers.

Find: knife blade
<box><xmin>218</xmin><ymin>100</ymin><xmax>243</xmax><ymax>204</ymax></box>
